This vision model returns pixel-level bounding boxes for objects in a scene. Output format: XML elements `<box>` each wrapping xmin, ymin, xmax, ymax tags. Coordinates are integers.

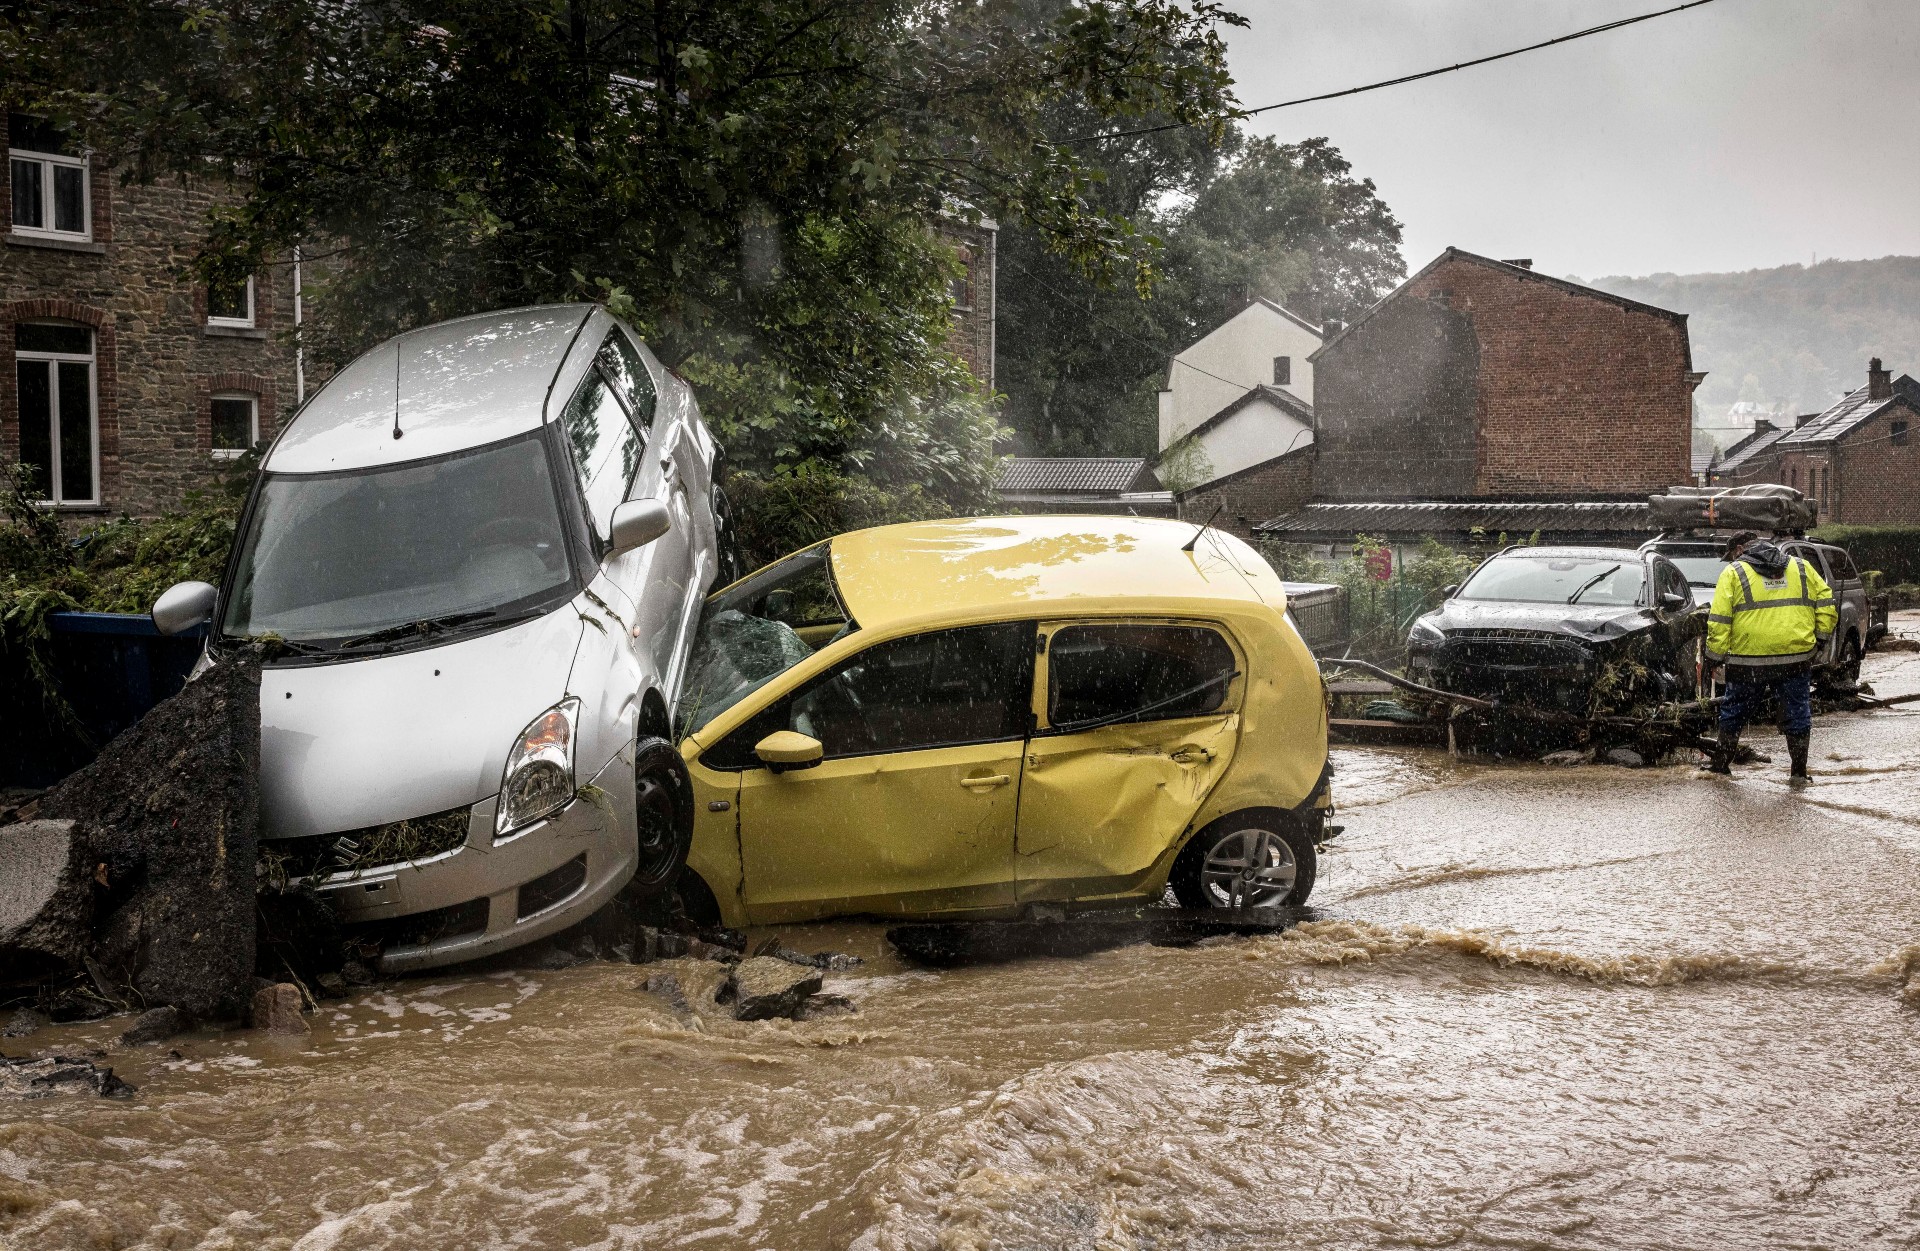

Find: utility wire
<box><xmin>1060</xmin><ymin>0</ymin><xmax>1728</xmax><ymax>146</ymax></box>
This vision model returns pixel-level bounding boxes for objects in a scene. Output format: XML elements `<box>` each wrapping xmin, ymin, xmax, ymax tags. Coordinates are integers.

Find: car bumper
<box><xmin>287</xmin><ymin>753</ymin><xmax>637</xmax><ymax>973</ymax></box>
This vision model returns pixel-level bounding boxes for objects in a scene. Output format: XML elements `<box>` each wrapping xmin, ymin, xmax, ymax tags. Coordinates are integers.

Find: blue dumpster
<box><xmin>1</xmin><ymin>611</ymin><xmax>208</xmax><ymax>788</ymax></box>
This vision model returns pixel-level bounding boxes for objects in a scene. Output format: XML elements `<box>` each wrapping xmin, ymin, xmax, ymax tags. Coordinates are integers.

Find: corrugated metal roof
<box><xmin>1254</xmin><ymin>500</ymin><xmax>1654</xmax><ymax>538</ymax></box>
<box><xmin>996</xmin><ymin>458</ymin><xmax>1153</xmax><ymax>494</ymax></box>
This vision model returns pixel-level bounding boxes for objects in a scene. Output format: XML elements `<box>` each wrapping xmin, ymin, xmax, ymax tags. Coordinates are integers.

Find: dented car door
<box><xmin>1015</xmin><ymin>621</ymin><xmax>1241</xmax><ymax>903</ymax></box>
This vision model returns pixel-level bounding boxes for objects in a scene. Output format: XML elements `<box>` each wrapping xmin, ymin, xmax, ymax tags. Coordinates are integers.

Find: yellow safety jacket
<box><xmin>1706</xmin><ymin>556</ymin><xmax>1837</xmax><ymax>668</ymax></box>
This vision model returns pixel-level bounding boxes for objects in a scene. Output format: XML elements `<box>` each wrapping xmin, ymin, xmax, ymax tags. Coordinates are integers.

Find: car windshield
<box><xmin>677</xmin><ymin>543</ymin><xmax>855</xmax><ymax>734</ymax></box>
<box><xmin>1458</xmin><ymin>554</ymin><xmax>1646</xmax><ymax>606</ymax></box>
<box><xmin>1664</xmin><ymin>554</ymin><xmax>1729</xmax><ymax>587</ymax></box>
<box><xmin>222</xmin><ymin>431</ymin><xmax>576</xmax><ymax>646</ymax></box>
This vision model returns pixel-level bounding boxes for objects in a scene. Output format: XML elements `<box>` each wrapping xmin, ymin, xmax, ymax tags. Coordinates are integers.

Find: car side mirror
<box><xmin>152</xmin><ymin>581</ymin><xmax>217</xmax><ymax>636</ymax></box>
<box><xmin>1441</xmin><ymin>584</ymin><xmax>1460</xmax><ymax>599</ymax></box>
<box><xmin>1660</xmin><ymin>591</ymin><xmax>1688</xmax><ymax>610</ymax></box>
<box><xmin>755</xmin><ymin>730</ymin><xmax>823</xmax><ymax>773</ymax></box>
<box><xmin>608</xmin><ymin>498</ymin><xmax>672</xmax><ymax>557</ymax></box>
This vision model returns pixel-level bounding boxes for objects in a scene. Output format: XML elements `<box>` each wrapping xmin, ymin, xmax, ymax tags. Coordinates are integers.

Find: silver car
<box><xmin>152</xmin><ymin>305</ymin><xmax>724</xmax><ymax>970</ymax></box>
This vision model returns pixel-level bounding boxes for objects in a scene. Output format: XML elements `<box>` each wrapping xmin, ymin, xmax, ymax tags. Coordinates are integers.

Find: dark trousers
<box><xmin>1720</xmin><ymin>666</ymin><xmax>1813</xmax><ymax>737</ymax></box>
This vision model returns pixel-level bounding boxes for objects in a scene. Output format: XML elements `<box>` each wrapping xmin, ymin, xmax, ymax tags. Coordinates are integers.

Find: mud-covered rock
<box><xmin>118</xmin><ymin>1005</ymin><xmax>189</xmax><ymax>1047</ymax></box>
<box><xmin>1604</xmin><ymin>746</ymin><xmax>1646</xmax><ymax>767</ymax></box>
<box><xmin>638</xmin><ymin>957</ymin><xmax>732</xmax><ymax>1015</ymax></box>
<box><xmin>796</xmin><ymin>993</ymin><xmax>858</xmax><ymax>1021</ymax></box>
<box><xmin>2</xmin><ymin>1008</ymin><xmax>47</xmax><ymax>1038</ymax></box>
<box><xmin>0</xmin><ymin>819</ymin><xmax>91</xmax><ymax>983</ymax></box>
<box><xmin>729</xmin><ymin>956</ymin><xmax>822</xmax><ymax>1021</ymax></box>
<box><xmin>37</xmin><ymin>657</ymin><xmax>262</xmax><ymax>1020</ymax></box>
<box><xmin>250</xmin><ymin>982</ymin><xmax>308</xmax><ymax>1035</ymax></box>
<box><xmin>0</xmin><ymin>1054</ymin><xmax>135</xmax><ymax>1100</ymax></box>
<box><xmin>749</xmin><ymin>938</ymin><xmax>862</xmax><ymax>972</ymax></box>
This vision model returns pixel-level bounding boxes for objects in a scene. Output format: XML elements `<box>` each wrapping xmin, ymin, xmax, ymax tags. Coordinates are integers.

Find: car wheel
<box><xmin>1838</xmin><ymin>633</ymin><xmax>1863</xmax><ymax>683</ymax></box>
<box><xmin>1171</xmin><ymin>811</ymin><xmax>1317</xmax><ymax>910</ymax></box>
<box><xmin>629</xmin><ymin>735</ymin><xmax>694</xmax><ymax>897</ymax></box>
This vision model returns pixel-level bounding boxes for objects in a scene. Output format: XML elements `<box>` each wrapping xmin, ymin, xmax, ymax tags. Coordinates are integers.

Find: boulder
<box><xmin>0</xmin><ymin>819</ymin><xmax>91</xmax><ymax>983</ymax></box>
<box><xmin>1604</xmin><ymin>747</ymin><xmax>1646</xmax><ymax>768</ymax></box>
<box><xmin>249</xmin><ymin>982</ymin><xmax>308</xmax><ymax>1035</ymax></box>
<box><xmin>729</xmin><ymin>956</ymin><xmax>822</xmax><ymax>1021</ymax></box>
<box><xmin>0</xmin><ymin>1054</ymin><xmax>135</xmax><ymax>1100</ymax></box>
<box><xmin>118</xmin><ymin>1005</ymin><xmax>189</xmax><ymax>1046</ymax></box>
<box><xmin>36</xmin><ymin>657</ymin><xmax>262</xmax><ymax>1020</ymax></box>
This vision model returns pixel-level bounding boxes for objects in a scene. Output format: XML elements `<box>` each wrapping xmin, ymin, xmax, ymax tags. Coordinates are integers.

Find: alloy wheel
<box><xmin>1199</xmin><ymin>826</ymin><xmax>1298</xmax><ymax>908</ymax></box>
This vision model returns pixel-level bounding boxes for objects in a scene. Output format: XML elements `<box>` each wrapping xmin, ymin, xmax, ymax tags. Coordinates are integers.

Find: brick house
<box><xmin>938</xmin><ymin>218</ymin><xmax>996</xmax><ymax>392</ymax></box>
<box><xmin>4</xmin><ymin>111</ymin><xmax>300</xmax><ymax>519</ymax></box>
<box><xmin>1745</xmin><ymin>360</ymin><xmax>1920</xmax><ymax>525</ymax></box>
<box><xmin>1256</xmin><ymin>249</ymin><xmax>1702</xmax><ymax>562</ymax></box>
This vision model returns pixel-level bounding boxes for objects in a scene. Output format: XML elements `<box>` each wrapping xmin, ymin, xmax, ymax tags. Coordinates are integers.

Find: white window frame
<box><xmin>15</xmin><ymin>323</ymin><xmax>101</xmax><ymax>506</ymax></box>
<box><xmin>8</xmin><ymin>147</ymin><xmax>92</xmax><ymax>242</ymax></box>
<box><xmin>206</xmin><ymin>275</ymin><xmax>256</xmax><ymax>329</ymax></box>
<box><xmin>209</xmin><ymin>391</ymin><xmax>260</xmax><ymax>459</ymax></box>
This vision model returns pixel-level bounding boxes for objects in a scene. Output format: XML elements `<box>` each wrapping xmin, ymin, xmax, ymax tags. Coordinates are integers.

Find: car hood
<box><xmin>257</xmin><ymin>608</ymin><xmax>584</xmax><ymax>839</ymax></box>
<box><xmin>1420</xmin><ymin>598</ymin><xmax>1658</xmax><ymax>644</ymax></box>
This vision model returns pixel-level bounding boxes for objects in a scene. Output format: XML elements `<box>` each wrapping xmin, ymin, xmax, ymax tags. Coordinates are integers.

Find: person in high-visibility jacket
<box><xmin>1704</xmin><ymin>532</ymin><xmax>1837</xmax><ymax>784</ymax></box>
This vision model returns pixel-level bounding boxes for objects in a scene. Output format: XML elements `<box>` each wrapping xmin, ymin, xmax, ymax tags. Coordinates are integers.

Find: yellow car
<box><xmin>671</xmin><ymin>515</ymin><xmax>1330</xmax><ymax>927</ymax></box>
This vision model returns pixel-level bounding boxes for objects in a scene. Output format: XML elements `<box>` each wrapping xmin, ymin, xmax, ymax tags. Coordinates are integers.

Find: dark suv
<box><xmin>1405</xmin><ymin>546</ymin><xmax>1704</xmax><ymax>713</ymax></box>
<box><xmin>1638</xmin><ymin>535</ymin><xmax>1869</xmax><ymax>683</ymax></box>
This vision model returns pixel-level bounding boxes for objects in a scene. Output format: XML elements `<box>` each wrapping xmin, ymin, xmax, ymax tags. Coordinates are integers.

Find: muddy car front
<box><xmin>1406</xmin><ymin>602</ymin><xmax>1672</xmax><ymax>715</ymax></box>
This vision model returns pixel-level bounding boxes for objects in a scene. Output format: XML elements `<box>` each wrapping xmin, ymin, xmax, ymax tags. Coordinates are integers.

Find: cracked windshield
<box><xmin>6</xmin><ymin>3</ymin><xmax>1920</xmax><ymax>1250</ymax></box>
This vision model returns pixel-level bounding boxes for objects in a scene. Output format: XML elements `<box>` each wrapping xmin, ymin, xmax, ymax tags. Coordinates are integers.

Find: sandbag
<box><xmin>1647</xmin><ymin>484</ymin><xmax>1816</xmax><ymax>532</ymax></box>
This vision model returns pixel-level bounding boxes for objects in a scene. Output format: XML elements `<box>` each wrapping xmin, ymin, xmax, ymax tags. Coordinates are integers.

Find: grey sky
<box><xmin>1225</xmin><ymin>0</ymin><xmax>1920</xmax><ymax>280</ymax></box>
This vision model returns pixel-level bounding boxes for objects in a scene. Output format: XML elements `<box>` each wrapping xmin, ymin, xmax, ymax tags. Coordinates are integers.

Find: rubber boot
<box><xmin>1707</xmin><ymin>727</ymin><xmax>1737</xmax><ymax>775</ymax></box>
<box><xmin>1787</xmin><ymin>733</ymin><xmax>1811</xmax><ymax>787</ymax></box>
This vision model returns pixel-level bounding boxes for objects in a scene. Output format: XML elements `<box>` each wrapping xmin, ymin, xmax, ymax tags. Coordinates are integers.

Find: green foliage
<box><xmin>1810</xmin><ymin>523</ymin><xmax>1920</xmax><ymax>584</ymax></box>
<box><xmin>724</xmin><ymin>469</ymin><xmax>956</xmax><ymax>570</ymax></box>
<box><xmin>1257</xmin><ymin>534</ymin><xmax>1481</xmax><ymax>661</ymax></box>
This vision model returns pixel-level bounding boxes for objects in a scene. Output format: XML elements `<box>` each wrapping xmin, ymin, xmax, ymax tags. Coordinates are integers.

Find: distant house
<box><xmin>1707</xmin><ymin>417</ymin><xmax>1793</xmax><ymax>486</ymax></box>
<box><xmin>1758</xmin><ymin>360</ymin><xmax>1920</xmax><ymax>524</ymax></box>
<box><xmin>994</xmin><ymin>457</ymin><xmax>1173</xmax><ymax>516</ymax></box>
<box><xmin>938</xmin><ymin>217</ymin><xmax>997</xmax><ymax>391</ymax></box>
<box><xmin>1256</xmin><ymin>499</ymin><xmax>1657</xmax><ymax>564</ymax></box>
<box><xmin>1154</xmin><ymin>298</ymin><xmax>1321</xmax><ymax>537</ymax></box>
<box><xmin>1259</xmin><ymin>249</ymin><xmax>1703</xmax><ymax>564</ymax></box>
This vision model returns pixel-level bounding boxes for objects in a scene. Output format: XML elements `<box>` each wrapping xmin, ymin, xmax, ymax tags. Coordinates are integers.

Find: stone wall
<box><xmin>2</xmin><ymin>112</ymin><xmax>298</xmax><ymax>519</ymax></box>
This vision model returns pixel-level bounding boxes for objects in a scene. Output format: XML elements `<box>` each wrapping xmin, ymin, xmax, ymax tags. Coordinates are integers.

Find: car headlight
<box><xmin>496</xmin><ymin>697</ymin><xmax>580</xmax><ymax>837</ymax></box>
<box><xmin>1407</xmin><ymin>618</ymin><xmax>1446</xmax><ymax>650</ymax></box>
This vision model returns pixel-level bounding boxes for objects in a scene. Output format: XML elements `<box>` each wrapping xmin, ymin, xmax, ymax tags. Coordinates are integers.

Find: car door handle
<box><xmin>960</xmin><ymin>773</ymin><xmax>1011</xmax><ymax>789</ymax></box>
<box><xmin>1169</xmin><ymin>746</ymin><xmax>1215</xmax><ymax>765</ymax></box>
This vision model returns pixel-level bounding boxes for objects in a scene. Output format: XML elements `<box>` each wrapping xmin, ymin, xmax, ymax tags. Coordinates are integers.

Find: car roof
<box><xmin>1493</xmin><ymin>545</ymin><xmax>1650</xmax><ymax>562</ymax></box>
<box><xmin>827</xmin><ymin>515</ymin><xmax>1275</xmax><ymax>631</ymax></box>
<box><xmin>266</xmin><ymin>304</ymin><xmax>600</xmax><ymax>473</ymax></box>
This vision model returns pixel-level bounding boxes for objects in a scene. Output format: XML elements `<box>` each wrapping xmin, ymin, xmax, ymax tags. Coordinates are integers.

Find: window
<box><xmin>1827</xmin><ymin>549</ymin><xmax>1857</xmax><ymax>581</ymax></box>
<box><xmin>559</xmin><ymin>348</ymin><xmax>647</xmax><ymax>545</ymax></box>
<box><xmin>678</xmin><ymin>543</ymin><xmax>855</xmax><ymax>734</ymax></box>
<box><xmin>14</xmin><ymin>322</ymin><xmax>98</xmax><ymax>504</ymax></box>
<box><xmin>594</xmin><ymin>330</ymin><xmax>656</xmax><ymax>429</ymax></box>
<box><xmin>1788</xmin><ymin>465</ymin><xmax>1798</xmax><ymax>489</ymax></box>
<box><xmin>709</xmin><ymin>621</ymin><xmax>1034</xmax><ymax>767</ymax></box>
<box><xmin>949</xmin><ymin>246</ymin><xmax>973</xmax><ymax>311</ymax></box>
<box><xmin>1272</xmin><ymin>356</ymin><xmax>1291</xmax><ymax>386</ymax></box>
<box><xmin>8</xmin><ymin>114</ymin><xmax>89</xmax><ymax>240</ymax></box>
<box><xmin>1894</xmin><ymin>420</ymin><xmax>1910</xmax><ymax>447</ymax></box>
<box><xmin>1045</xmin><ymin>624</ymin><xmax>1236</xmax><ymax>731</ymax></box>
<box><xmin>210</xmin><ymin>393</ymin><xmax>259</xmax><ymax>457</ymax></box>
<box><xmin>1655</xmin><ymin>561</ymin><xmax>1691</xmax><ymax>605</ymax></box>
<box><xmin>207</xmin><ymin>275</ymin><xmax>255</xmax><ymax>328</ymax></box>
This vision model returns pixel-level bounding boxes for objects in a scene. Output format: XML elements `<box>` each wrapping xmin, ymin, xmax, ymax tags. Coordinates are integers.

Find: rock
<box><xmin>642</xmin><ymin>971</ymin><xmax>691</xmax><ymax>1014</ymax></box>
<box><xmin>2</xmin><ymin>1008</ymin><xmax>47</xmax><ymax>1038</ymax></box>
<box><xmin>35</xmin><ymin>657</ymin><xmax>262</xmax><ymax>1020</ymax></box>
<box><xmin>750</xmin><ymin>937</ymin><xmax>860</xmax><ymax>969</ymax></box>
<box><xmin>250</xmin><ymin>982</ymin><xmax>308</xmax><ymax>1034</ymax></box>
<box><xmin>1539</xmin><ymin>749</ymin><xmax>1589</xmax><ymax>766</ymax></box>
<box><xmin>0</xmin><ymin>1054</ymin><xmax>135</xmax><ymax>1100</ymax></box>
<box><xmin>796</xmin><ymin>993</ymin><xmax>858</xmax><ymax>1021</ymax></box>
<box><xmin>118</xmin><ymin>1005</ymin><xmax>189</xmax><ymax>1047</ymax></box>
<box><xmin>633</xmin><ymin>926</ymin><xmax>690</xmax><ymax>963</ymax></box>
<box><xmin>524</xmin><ymin>943</ymin><xmax>591</xmax><ymax>971</ymax></box>
<box><xmin>0</xmin><ymin>819</ymin><xmax>92</xmax><ymax>985</ymax></box>
<box><xmin>340</xmin><ymin>960</ymin><xmax>377</xmax><ymax>987</ymax></box>
<box><xmin>728</xmin><ymin>956</ymin><xmax>823</xmax><ymax>1021</ymax></box>
<box><xmin>1604</xmin><ymin>747</ymin><xmax>1646</xmax><ymax>767</ymax></box>
<box><xmin>314</xmin><ymin>971</ymin><xmax>347</xmax><ymax>996</ymax></box>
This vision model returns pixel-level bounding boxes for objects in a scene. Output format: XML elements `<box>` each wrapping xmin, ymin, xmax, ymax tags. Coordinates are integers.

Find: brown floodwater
<box><xmin>5</xmin><ymin>635</ymin><xmax>1920</xmax><ymax>1250</ymax></box>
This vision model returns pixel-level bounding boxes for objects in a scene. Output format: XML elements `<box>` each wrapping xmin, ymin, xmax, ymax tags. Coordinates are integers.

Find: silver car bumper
<box><xmin>297</xmin><ymin>754</ymin><xmax>637</xmax><ymax>973</ymax></box>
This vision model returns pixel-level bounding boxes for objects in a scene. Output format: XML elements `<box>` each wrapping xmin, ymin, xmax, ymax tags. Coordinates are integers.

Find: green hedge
<box><xmin>1809</xmin><ymin>524</ymin><xmax>1920</xmax><ymax>583</ymax></box>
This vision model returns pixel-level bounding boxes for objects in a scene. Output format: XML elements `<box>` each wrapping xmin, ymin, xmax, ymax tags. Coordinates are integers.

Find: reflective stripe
<box><xmin>1725</xmin><ymin>649</ymin><xmax>1814</xmax><ymax>666</ymax></box>
<box><xmin>1734</xmin><ymin>563</ymin><xmax>1754</xmax><ymax>603</ymax></box>
<box><xmin>1732</xmin><ymin>596</ymin><xmax>1817</xmax><ymax>612</ymax></box>
<box><xmin>1707</xmin><ymin>612</ymin><xmax>1733</xmax><ymax>624</ymax></box>
<box><xmin>1810</xmin><ymin>596</ymin><xmax>1835</xmax><ymax>606</ymax></box>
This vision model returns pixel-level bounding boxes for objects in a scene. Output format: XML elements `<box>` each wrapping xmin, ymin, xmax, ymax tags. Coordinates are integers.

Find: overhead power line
<box><xmin>1060</xmin><ymin>0</ymin><xmax>1728</xmax><ymax>146</ymax></box>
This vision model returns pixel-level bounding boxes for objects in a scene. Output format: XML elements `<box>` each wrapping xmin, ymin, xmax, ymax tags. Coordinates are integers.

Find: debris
<box><xmin>750</xmin><ymin>936</ymin><xmax>862</xmax><ymax>970</ymax></box>
<box><xmin>1360</xmin><ymin>699</ymin><xmax>1429</xmax><ymax>724</ymax></box>
<box><xmin>249</xmin><ymin>982</ymin><xmax>308</xmax><ymax>1035</ymax></box>
<box><xmin>729</xmin><ymin>956</ymin><xmax>823</xmax><ymax>1021</ymax></box>
<box><xmin>643</xmin><ymin>971</ymin><xmax>691</xmax><ymax>1014</ymax></box>
<box><xmin>118</xmin><ymin>1005</ymin><xmax>189</xmax><ymax>1047</ymax></box>
<box><xmin>0</xmin><ymin>1054</ymin><xmax>135</xmax><ymax>1100</ymax></box>
<box><xmin>1878</xmin><ymin>637</ymin><xmax>1920</xmax><ymax>653</ymax></box>
<box><xmin>887</xmin><ymin>907</ymin><xmax>1304</xmax><ymax>967</ymax></box>
<box><xmin>0</xmin><ymin>819</ymin><xmax>92</xmax><ymax>981</ymax></box>
<box><xmin>2</xmin><ymin>1008</ymin><xmax>46</xmax><ymax>1038</ymax></box>
<box><xmin>797</xmin><ymin>993</ymin><xmax>858</xmax><ymax>1021</ymax></box>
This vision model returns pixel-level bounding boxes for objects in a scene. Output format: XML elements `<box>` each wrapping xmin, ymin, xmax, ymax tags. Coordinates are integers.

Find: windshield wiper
<box><xmin>1566</xmin><ymin>564</ymin><xmax>1622</xmax><ymax>604</ymax></box>
<box><xmin>334</xmin><ymin>608</ymin><xmax>537</xmax><ymax>653</ymax></box>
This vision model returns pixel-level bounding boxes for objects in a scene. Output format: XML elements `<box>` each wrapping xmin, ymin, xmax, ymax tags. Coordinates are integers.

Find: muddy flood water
<box><xmin>6</xmin><ymin>628</ymin><xmax>1920</xmax><ymax>1250</ymax></box>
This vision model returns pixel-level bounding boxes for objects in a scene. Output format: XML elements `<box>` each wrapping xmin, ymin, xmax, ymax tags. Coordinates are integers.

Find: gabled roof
<box><xmin>1247</xmin><ymin>297</ymin><xmax>1323</xmax><ymax>339</ymax></box>
<box><xmin>1254</xmin><ymin>499</ymin><xmax>1655</xmax><ymax>540</ymax></box>
<box><xmin>1310</xmin><ymin>248</ymin><xmax>1689</xmax><ymax>363</ymax></box>
<box><xmin>1173</xmin><ymin>384</ymin><xmax>1314</xmax><ymax>450</ymax></box>
<box><xmin>1717</xmin><ymin>424</ymin><xmax>1789</xmax><ymax>471</ymax></box>
<box><xmin>1778</xmin><ymin>376</ymin><xmax>1920</xmax><ymax>446</ymax></box>
<box><xmin>996</xmin><ymin>457</ymin><xmax>1157</xmax><ymax>495</ymax></box>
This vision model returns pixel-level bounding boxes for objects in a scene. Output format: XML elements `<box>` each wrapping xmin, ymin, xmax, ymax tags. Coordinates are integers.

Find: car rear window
<box><xmin>1046</xmin><ymin>624</ymin><xmax>1236</xmax><ymax>732</ymax></box>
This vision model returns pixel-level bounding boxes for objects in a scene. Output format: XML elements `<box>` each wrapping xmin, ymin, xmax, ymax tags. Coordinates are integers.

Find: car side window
<box><xmin>596</xmin><ymin>330</ymin><xmax>658</xmax><ymax>430</ymax></box>
<box><xmin>1827</xmin><ymin>550</ymin><xmax>1857</xmax><ymax>581</ymax></box>
<box><xmin>710</xmin><ymin>621</ymin><xmax>1034</xmax><ymax>768</ymax></box>
<box><xmin>560</xmin><ymin>364</ymin><xmax>643</xmax><ymax>544</ymax></box>
<box><xmin>1656</xmin><ymin>561</ymin><xmax>1689</xmax><ymax>604</ymax></box>
<box><xmin>1045</xmin><ymin>624</ymin><xmax>1237</xmax><ymax>732</ymax></box>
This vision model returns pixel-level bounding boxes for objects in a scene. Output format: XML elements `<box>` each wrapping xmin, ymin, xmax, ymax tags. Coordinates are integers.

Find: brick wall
<box><xmin>1312</xmin><ymin>252</ymin><xmax>1695</xmax><ymax>499</ymax></box>
<box><xmin>3</xmin><ymin>111</ymin><xmax>298</xmax><ymax>519</ymax></box>
<box><xmin>936</xmin><ymin>220</ymin><xmax>996</xmax><ymax>391</ymax></box>
<box><xmin>1835</xmin><ymin>400</ymin><xmax>1920</xmax><ymax>523</ymax></box>
<box><xmin>1174</xmin><ymin>447</ymin><xmax>1314</xmax><ymax>539</ymax></box>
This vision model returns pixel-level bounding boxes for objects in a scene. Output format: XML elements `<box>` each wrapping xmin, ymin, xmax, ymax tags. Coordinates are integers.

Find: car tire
<box><xmin>1171</xmin><ymin>810</ymin><xmax>1317</xmax><ymax>910</ymax></box>
<box><xmin>1838</xmin><ymin>633</ymin><xmax>1863</xmax><ymax>683</ymax></box>
<box><xmin>629</xmin><ymin>735</ymin><xmax>694</xmax><ymax>897</ymax></box>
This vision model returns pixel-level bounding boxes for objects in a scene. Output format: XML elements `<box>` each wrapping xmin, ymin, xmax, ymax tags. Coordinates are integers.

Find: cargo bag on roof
<box><xmin>1647</xmin><ymin>484</ymin><xmax>1817</xmax><ymax>532</ymax></box>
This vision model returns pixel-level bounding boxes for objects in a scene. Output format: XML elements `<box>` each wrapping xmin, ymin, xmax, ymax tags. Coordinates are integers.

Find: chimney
<box><xmin>1869</xmin><ymin>357</ymin><xmax>1892</xmax><ymax>401</ymax></box>
<box><xmin>1501</xmin><ymin>258</ymin><xmax>1534</xmax><ymax>270</ymax></box>
<box><xmin>1752</xmin><ymin>418</ymin><xmax>1776</xmax><ymax>433</ymax></box>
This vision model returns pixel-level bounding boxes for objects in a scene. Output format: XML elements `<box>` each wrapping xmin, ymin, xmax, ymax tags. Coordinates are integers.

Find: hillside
<box><xmin>1579</xmin><ymin>256</ymin><xmax>1920</xmax><ymax>438</ymax></box>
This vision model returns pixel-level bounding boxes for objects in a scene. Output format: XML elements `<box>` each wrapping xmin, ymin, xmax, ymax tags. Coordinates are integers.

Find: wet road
<box><xmin>4</xmin><ymin>624</ymin><xmax>1920</xmax><ymax>1250</ymax></box>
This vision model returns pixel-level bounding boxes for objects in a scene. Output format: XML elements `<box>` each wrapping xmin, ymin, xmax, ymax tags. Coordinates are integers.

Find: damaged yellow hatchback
<box><xmin>671</xmin><ymin>516</ymin><xmax>1330</xmax><ymax>927</ymax></box>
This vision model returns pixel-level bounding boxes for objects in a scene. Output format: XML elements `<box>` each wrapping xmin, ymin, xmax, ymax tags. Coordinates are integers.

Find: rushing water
<box><xmin>5</xmin><ymin>637</ymin><xmax>1920</xmax><ymax>1251</ymax></box>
